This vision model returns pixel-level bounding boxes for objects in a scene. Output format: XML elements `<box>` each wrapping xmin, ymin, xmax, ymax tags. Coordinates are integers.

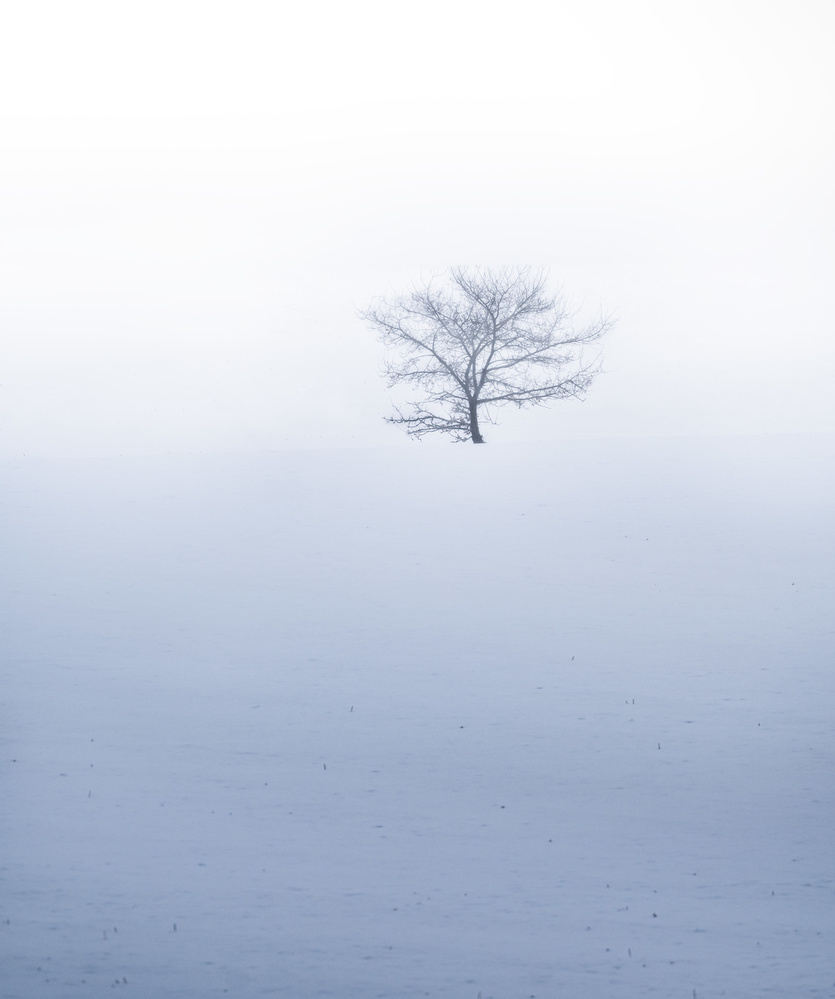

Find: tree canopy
<box><xmin>362</xmin><ymin>267</ymin><xmax>613</xmax><ymax>443</ymax></box>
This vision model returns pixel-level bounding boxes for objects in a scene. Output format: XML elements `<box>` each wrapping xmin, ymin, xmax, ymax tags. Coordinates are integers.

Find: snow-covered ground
<box><xmin>2</xmin><ymin>435</ymin><xmax>833</xmax><ymax>998</ymax></box>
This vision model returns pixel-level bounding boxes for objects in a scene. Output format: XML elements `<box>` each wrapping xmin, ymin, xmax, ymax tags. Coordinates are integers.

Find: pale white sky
<box><xmin>1</xmin><ymin>0</ymin><xmax>833</xmax><ymax>455</ymax></box>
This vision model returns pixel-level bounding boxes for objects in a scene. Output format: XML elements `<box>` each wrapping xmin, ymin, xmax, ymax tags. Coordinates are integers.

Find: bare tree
<box><xmin>361</xmin><ymin>267</ymin><xmax>614</xmax><ymax>443</ymax></box>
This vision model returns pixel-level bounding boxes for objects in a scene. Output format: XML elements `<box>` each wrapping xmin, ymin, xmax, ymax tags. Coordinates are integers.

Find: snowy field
<box><xmin>1</xmin><ymin>435</ymin><xmax>833</xmax><ymax>999</ymax></box>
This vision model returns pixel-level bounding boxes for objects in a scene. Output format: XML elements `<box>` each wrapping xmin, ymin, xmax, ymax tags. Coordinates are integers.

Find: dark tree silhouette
<box><xmin>362</xmin><ymin>267</ymin><xmax>614</xmax><ymax>443</ymax></box>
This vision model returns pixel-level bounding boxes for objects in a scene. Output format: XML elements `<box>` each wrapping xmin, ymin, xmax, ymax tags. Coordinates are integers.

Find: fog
<box><xmin>3</xmin><ymin>7</ymin><xmax>835</xmax><ymax>994</ymax></box>
<box><xmin>2</xmin><ymin>0</ymin><xmax>833</xmax><ymax>455</ymax></box>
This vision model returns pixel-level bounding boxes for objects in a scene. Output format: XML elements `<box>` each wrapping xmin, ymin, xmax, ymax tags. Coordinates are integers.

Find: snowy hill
<box><xmin>2</xmin><ymin>435</ymin><xmax>833</xmax><ymax>998</ymax></box>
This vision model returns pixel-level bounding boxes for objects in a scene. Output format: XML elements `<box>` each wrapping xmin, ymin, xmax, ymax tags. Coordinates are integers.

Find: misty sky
<box><xmin>1</xmin><ymin>0</ymin><xmax>833</xmax><ymax>456</ymax></box>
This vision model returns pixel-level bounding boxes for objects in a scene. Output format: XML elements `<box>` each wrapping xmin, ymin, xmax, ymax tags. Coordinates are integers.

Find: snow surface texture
<box><xmin>2</xmin><ymin>436</ymin><xmax>833</xmax><ymax>998</ymax></box>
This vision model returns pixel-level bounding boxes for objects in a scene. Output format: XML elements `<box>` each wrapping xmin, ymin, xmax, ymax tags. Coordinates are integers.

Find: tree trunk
<box><xmin>469</xmin><ymin>401</ymin><xmax>485</xmax><ymax>444</ymax></box>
